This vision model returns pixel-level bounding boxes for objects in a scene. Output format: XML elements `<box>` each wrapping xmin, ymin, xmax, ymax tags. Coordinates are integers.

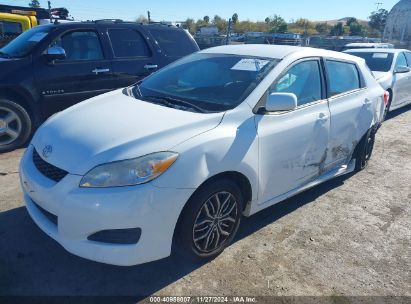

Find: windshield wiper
<box><xmin>142</xmin><ymin>95</ymin><xmax>208</xmax><ymax>113</ymax></box>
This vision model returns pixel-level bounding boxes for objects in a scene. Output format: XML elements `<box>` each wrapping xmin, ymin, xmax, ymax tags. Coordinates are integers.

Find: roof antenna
<box><xmin>48</xmin><ymin>0</ymin><xmax>52</xmax><ymax>23</ymax></box>
<box><xmin>375</xmin><ymin>2</ymin><xmax>383</xmax><ymax>10</ymax></box>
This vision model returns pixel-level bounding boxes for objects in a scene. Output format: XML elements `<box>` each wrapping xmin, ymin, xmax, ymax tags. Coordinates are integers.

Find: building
<box><xmin>383</xmin><ymin>0</ymin><xmax>411</xmax><ymax>44</ymax></box>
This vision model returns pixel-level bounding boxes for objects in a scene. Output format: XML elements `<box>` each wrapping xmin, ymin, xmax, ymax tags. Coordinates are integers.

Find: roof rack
<box><xmin>94</xmin><ymin>19</ymin><xmax>124</xmax><ymax>23</ymax></box>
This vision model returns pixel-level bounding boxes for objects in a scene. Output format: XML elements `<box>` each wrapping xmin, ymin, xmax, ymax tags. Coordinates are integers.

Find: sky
<box><xmin>1</xmin><ymin>0</ymin><xmax>400</xmax><ymax>22</ymax></box>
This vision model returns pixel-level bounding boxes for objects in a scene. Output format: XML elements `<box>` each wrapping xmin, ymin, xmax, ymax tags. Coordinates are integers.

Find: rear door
<box><xmin>33</xmin><ymin>27</ymin><xmax>115</xmax><ymax>118</ymax></box>
<box><xmin>106</xmin><ymin>26</ymin><xmax>157</xmax><ymax>88</ymax></box>
<box><xmin>324</xmin><ymin>59</ymin><xmax>372</xmax><ymax>170</ymax></box>
<box><xmin>402</xmin><ymin>52</ymin><xmax>411</xmax><ymax>106</ymax></box>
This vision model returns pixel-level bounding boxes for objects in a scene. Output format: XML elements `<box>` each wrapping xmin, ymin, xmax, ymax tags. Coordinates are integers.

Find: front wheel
<box><xmin>174</xmin><ymin>179</ymin><xmax>243</xmax><ymax>262</ymax></box>
<box><xmin>0</xmin><ymin>99</ymin><xmax>32</xmax><ymax>153</ymax></box>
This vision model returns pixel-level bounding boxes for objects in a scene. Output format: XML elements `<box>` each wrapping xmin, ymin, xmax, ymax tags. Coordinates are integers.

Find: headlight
<box><xmin>80</xmin><ymin>152</ymin><xmax>178</xmax><ymax>188</ymax></box>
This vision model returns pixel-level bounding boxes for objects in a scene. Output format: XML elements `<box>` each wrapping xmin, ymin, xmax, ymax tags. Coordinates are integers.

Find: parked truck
<box><xmin>0</xmin><ymin>5</ymin><xmax>69</xmax><ymax>47</ymax></box>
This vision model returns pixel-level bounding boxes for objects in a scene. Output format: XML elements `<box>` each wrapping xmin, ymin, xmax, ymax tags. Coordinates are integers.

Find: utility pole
<box><xmin>147</xmin><ymin>11</ymin><xmax>151</xmax><ymax>23</ymax></box>
<box><xmin>226</xmin><ymin>18</ymin><xmax>232</xmax><ymax>45</ymax></box>
<box><xmin>375</xmin><ymin>2</ymin><xmax>383</xmax><ymax>10</ymax></box>
<box><xmin>48</xmin><ymin>1</ymin><xmax>52</xmax><ymax>23</ymax></box>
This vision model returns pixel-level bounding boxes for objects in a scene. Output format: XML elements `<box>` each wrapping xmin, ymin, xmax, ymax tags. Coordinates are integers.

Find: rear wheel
<box><xmin>0</xmin><ymin>99</ymin><xmax>32</xmax><ymax>153</ymax></box>
<box><xmin>174</xmin><ymin>179</ymin><xmax>243</xmax><ymax>262</ymax></box>
<box><xmin>354</xmin><ymin>127</ymin><xmax>376</xmax><ymax>171</ymax></box>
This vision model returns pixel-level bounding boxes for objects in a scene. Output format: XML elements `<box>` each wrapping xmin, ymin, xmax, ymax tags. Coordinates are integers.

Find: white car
<box><xmin>341</xmin><ymin>43</ymin><xmax>394</xmax><ymax>52</ymax></box>
<box><xmin>20</xmin><ymin>45</ymin><xmax>386</xmax><ymax>266</ymax></box>
<box><xmin>344</xmin><ymin>48</ymin><xmax>411</xmax><ymax>119</ymax></box>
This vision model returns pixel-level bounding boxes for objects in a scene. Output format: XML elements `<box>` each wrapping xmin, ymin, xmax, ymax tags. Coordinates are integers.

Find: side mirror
<box><xmin>265</xmin><ymin>92</ymin><xmax>298</xmax><ymax>112</ymax></box>
<box><xmin>394</xmin><ymin>65</ymin><xmax>411</xmax><ymax>74</ymax></box>
<box><xmin>44</xmin><ymin>46</ymin><xmax>66</xmax><ymax>61</ymax></box>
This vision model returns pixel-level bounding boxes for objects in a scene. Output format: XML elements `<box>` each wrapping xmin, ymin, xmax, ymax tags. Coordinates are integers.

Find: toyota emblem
<box><xmin>42</xmin><ymin>145</ymin><xmax>53</xmax><ymax>158</ymax></box>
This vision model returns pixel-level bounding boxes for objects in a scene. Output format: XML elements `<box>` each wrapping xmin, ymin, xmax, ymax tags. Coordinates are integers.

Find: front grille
<box><xmin>32</xmin><ymin>149</ymin><xmax>68</xmax><ymax>182</ymax></box>
<box><xmin>33</xmin><ymin>201</ymin><xmax>58</xmax><ymax>226</ymax></box>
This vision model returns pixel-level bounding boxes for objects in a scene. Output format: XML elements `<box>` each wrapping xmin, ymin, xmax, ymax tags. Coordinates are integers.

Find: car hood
<box><xmin>32</xmin><ymin>89</ymin><xmax>225</xmax><ymax>175</ymax></box>
<box><xmin>0</xmin><ymin>56</ymin><xmax>30</xmax><ymax>82</ymax></box>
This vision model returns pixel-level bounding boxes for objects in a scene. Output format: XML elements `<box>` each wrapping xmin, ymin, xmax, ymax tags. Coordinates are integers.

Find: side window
<box><xmin>0</xmin><ymin>21</ymin><xmax>22</xmax><ymax>35</ymax></box>
<box><xmin>395</xmin><ymin>52</ymin><xmax>408</xmax><ymax>68</ymax></box>
<box><xmin>108</xmin><ymin>29</ymin><xmax>151</xmax><ymax>58</ymax></box>
<box><xmin>148</xmin><ymin>28</ymin><xmax>196</xmax><ymax>57</ymax></box>
<box><xmin>53</xmin><ymin>30</ymin><xmax>104</xmax><ymax>61</ymax></box>
<box><xmin>326</xmin><ymin>60</ymin><xmax>360</xmax><ymax>97</ymax></box>
<box><xmin>272</xmin><ymin>60</ymin><xmax>322</xmax><ymax>106</ymax></box>
<box><xmin>405</xmin><ymin>53</ymin><xmax>411</xmax><ymax>67</ymax></box>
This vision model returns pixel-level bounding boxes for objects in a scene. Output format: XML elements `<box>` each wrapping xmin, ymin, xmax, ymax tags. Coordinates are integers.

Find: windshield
<box><xmin>136</xmin><ymin>53</ymin><xmax>279</xmax><ymax>112</ymax></box>
<box><xmin>0</xmin><ymin>26</ymin><xmax>52</xmax><ymax>58</ymax></box>
<box><xmin>348</xmin><ymin>52</ymin><xmax>394</xmax><ymax>72</ymax></box>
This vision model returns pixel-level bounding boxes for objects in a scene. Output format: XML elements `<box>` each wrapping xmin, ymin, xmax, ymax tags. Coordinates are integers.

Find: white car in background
<box><xmin>344</xmin><ymin>48</ymin><xmax>411</xmax><ymax>119</ymax></box>
<box><xmin>341</xmin><ymin>43</ymin><xmax>394</xmax><ymax>51</ymax></box>
<box><xmin>20</xmin><ymin>45</ymin><xmax>386</xmax><ymax>266</ymax></box>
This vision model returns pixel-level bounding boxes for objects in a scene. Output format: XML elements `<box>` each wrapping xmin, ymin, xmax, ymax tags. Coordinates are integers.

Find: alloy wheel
<box><xmin>0</xmin><ymin>106</ymin><xmax>22</xmax><ymax>146</ymax></box>
<box><xmin>192</xmin><ymin>191</ymin><xmax>239</xmax><ymax>254</ymax></box>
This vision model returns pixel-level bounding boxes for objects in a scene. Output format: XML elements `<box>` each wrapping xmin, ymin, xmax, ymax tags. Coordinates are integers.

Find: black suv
<box><xmin>0</xmin><ymin>20</ymin><xmax>199</xmax><ymax>152</ymax></box>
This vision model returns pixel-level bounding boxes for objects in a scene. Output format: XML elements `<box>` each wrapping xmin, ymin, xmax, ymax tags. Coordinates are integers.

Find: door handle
<box><xmin>91</xmin><ymin>68</ymin><xmax>110</xmax><ymax>75</ymax></box>
<box><xmin>318</xmin><ymin>113</ymin><xmax>329</xmax><ymax>122</ymax></box>
<box><xmin>144</xmin><ymin>64</ymin><xmax>158</xmax><ymax>70</ymax></box>
<box><xmin>364</xmin><ymin>98</ymin><xmax>372</xmax><ymax>104</ymax></box>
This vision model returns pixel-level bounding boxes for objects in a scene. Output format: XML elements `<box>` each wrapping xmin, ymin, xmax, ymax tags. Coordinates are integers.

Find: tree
<box><xmin>330</xmin><ymin>22</ymin><xmax>344</xmax><ymax>36</ymax></box>
<box><xmin>136</xmin><ymin>15</ymin><xmax>148</xmax><ymax>23</ymax></box>
<box><xmin>289</xmin><ymin>18</ymin><xmax>317</xmax><ymax>35</ymax></box>
<box><xmin>315</xmin><ymin>22</ymin><xmax>332</xmax><ymax>35</ymax></box>
<box><xmin>369</xmin><ymin>9</ymin><xmax>389</xmax><ymax>36</ymax></box>
<box><xmin>212</xmin><ymin>15</ymin><xmax>227</xmax><ymax>32</ymax></box>
<box><xmin>203</xmin><ymin>16</ymin><xmax>210</xmax><ymax>24</ymax></box>
<box><xmin>232</xmin><ymin>13</ymin><xmax>238</xmax><ymax>24</ymax></box>
<box><xmin>264</xmin><ymin>17</ymin><xmax>270</xmax><ymax>24</ymax></box>
<box><xmin>28</xmin><ymin>0</ymin><xmax>40</xmax><ymax>8</ymax></box>
<box><xmin>349</xmin><ymin>21</ymin><xmax>364</xmax><ymax>36</ymax></box>
<box><xmin>268</xmin><ymin>15</ymin><xmax>288</xmax><ymax>33</ymax></box>
<box><xmin>183</xmin><ymin>18</ymin><xmax>196</xmax><ymax>34</ymax></box>
<box><xmin>346</xmin><ymin>17</ymin><xmax>358</xmax><ymax>27</ymax></box>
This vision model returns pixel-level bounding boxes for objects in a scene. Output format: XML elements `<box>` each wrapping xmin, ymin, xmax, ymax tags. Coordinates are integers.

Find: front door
<box><xmin>33</xmin><ymin>29</ymin><xmax>115</xmax><ymax>118</ymax></box>
<box><xmin>392</xmin><ymin>52</ymin><xmax>411</xmax><ymax>108</ymax></box>
<box><xmin>256</xmin><ymin>59</ymin><xmax>330</xmax><ymax>204</ymax></box>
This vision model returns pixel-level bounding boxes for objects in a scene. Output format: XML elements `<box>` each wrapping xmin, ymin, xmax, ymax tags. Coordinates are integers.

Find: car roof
<box><xmin>344</xmin><ymin>43</ymin><xmax>392</xmax><ymax>47</ymax></box>
<box><xmin>200</xmin><ymin>44</ymin><xmax>363</xmax><ymax>62</ymax></box>
<box><xmin>344</xmin><ymin>48</ymin><xmax>409</xmax><ymax>54</ymax></box>
<box><xmin>38</xmin><ymin>21</ymin><xmax>182</xmax><ymax>31</ymax></box>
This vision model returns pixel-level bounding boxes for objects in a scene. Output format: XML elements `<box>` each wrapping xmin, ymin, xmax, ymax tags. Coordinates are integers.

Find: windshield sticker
<box><xmin>231</xmin><ymin>59</ymin><xmax>270</xmax><ymax>71</ymax></box>
<box><xmin>373</xmin><ymin>53</ymin><xmax>389</xmax><ymax>59</ymax></box>
<box><xmin>28</xmin><ymin>32</ymin><xmax>48</xmax><ymax>42</ymax></box>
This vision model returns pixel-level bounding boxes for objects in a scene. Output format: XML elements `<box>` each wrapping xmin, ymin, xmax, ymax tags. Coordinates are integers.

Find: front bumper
<box><xmin>20</xmin><ymin>145</ymin><xmax>194</xmax><ymax>266</ymax></box>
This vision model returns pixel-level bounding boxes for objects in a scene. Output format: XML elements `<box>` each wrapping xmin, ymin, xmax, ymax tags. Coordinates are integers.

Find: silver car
<box><xmin>344</xmin><ymin>48</ymin><xmax>411</xmax><ymax>119</ymax></box>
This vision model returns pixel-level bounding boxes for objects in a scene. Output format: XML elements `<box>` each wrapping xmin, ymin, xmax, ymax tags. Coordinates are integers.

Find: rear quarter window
<box><xmin>405</xmin><ymin>52</ymin><xmax>411</xmax><ymax>67</ymax></box>
<box><xmin>108</xmin><ymin>28</ymin><xmax>151</xmax><ymax>58</ymax></box>
<box><xmin>326</xmin><ymin>60</ymin><xmax>362</xmax><ymax>97</ymax></box>
<box><xmin>148</xmin><ymin>28</ymin><xmax>197</xmax><ymax>57</ymax></box>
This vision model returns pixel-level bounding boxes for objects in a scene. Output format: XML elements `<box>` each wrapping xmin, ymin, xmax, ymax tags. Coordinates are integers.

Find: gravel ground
<box><xmin>0</xmin><ymin>105</ymin><xmax>410</xmax><ymax>302</ymax></box>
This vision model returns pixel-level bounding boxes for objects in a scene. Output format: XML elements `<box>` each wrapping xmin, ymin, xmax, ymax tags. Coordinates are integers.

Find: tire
<box><xmin>173</xmin><ymin>178</ymin><xmax>243</xmax><ymax>263</ymax></box>
<box><xmin>354</xmin><ymin>127</ymin><xmax>376</xmax><ymax>171</ymax></box>
<box><xmin>0</xmin><ymin>99</ymin><xmax>32</xmax><ymax>153</ymax></box>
